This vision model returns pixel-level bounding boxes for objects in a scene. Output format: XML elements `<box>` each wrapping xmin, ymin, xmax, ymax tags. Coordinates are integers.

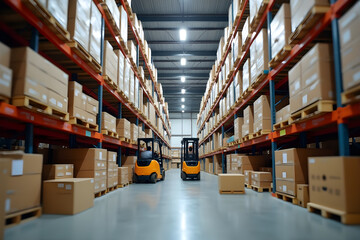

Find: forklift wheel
<box><xmin>161</xmin><ymin>170</ymin><xmax>165</xmax><ymax>181</ymax></box>
<box><xmin>181</xmin><ymin>171</ymin><xmax>186</xmax><ymax>180</ymax></box>
<box><xmin>197</xmin><ymin>173</ymin><xmax>200</xmax><ymax>181</ymax></box>
<box><xmin>150</xmin><ymin>173</ymin><xmax>157</xmax><ymax>183</ymax></box>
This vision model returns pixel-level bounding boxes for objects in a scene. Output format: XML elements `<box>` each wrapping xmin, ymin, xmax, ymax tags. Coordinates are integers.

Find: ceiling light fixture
<box><xmin>179</xmin><ymin>29</ymin><xmax>187</xmax><ymax>41</ymax></box>
<box><xmin>181</xmin><ymin>76</ymin><xmax>186</xmax><ymax>82</ymax></box>
<box><xmin>181</xmin><ymin>58</ymin><xmax>186</xmax><ymax>66</ymax></box>
<box><xmin>181</xmin><ymin>98</ymin><xmax>185</xmax><ymax>102</ymax></box>
<box><xmin>182</xmin><ymin>110</ymin><xmax>185</xmax><ymax>113</ymax></box>
<box><xmin>181</xmin><ymin>105</ymin><xmax>185</xmax><ymax>109</ymax></box>
<box><xmin>181</xmin><ymin>89</ymin><xmax>186</xmax><ymax>94</ymax></box>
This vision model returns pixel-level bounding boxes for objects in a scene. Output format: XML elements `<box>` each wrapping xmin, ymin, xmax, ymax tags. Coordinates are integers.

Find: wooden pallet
<box><xmin>252</xmin><ymin>130</ymin><xmax>271</xmax><ymax>138</ymax></box>
<box><xmin>22</xmin><ymin>0</ymin><xmax>70</xmax><ymax>42</ymax></box>
<box><xmin>101</xmin><ymin>129</ymin><xmax>119</xmax><ymax>138</ymax></box>
<box><xmin>250</xmin><ymin>0</ymin><xmax>270</xmax><ymax>32</ymax></box>
<box><xmin>106</xmin><ymin>185</ymin><xmax>118</xmax><ymax>193</ymax></box>
<box><xmin>241</xmin><ymin>33</ymin><xmax>252</xmax><ymax>51</ymax></box>
<box><xmin>120</xmin><ymin>137</ymin><xmax>131</xmax><ymax>143</ymax></box>
<box><xmin>5</xmin><ymin>206</ymin><xmax>42</xmax><ymax>229</ymax></box>
<box><xmin>103</xmin><ymin>75</ymin><xmax>117</xmax><ymax>90</ymax></box>
<box><xmin>100</xmin><ymin>3</ymin><xmax>121</xmax><ymax>36</ymax></box>
<box><xmin>242</xmin><ymin>86</ymin><xmax>253</xmax><ymax>99</ymax></box>
<box><xmin>341</xmin><ymin>84</ymin><xmax>360</xmax><ymax>105</ymax></box>
<box><xmin>289</xmin><ymin>100</ymin><xmax>335</xmax><ymax>123</ymax></box>
<box><xmin>268</xmin><ymin>45</ymin><xmax>293</xmax><ymax>68</ymax></box>
<box><xmin>275</xmin><ymin>192</ymin><xmax>298</xmax><ymax>205</ymax></box>
<box><xmin>94</xmin><ymin>190</ymin><xmax>107</xmax><ymax>198</ymax></box>
<box><xmin>244</xmin><ymin>183</ymin><xmax>251</xmax><ymax>189</ymax></box>
<box><xmin>89</xmin><ymin>57</ymin><xmax>102</xmax><ymax>74</ymax></box>
<box><xmin>67</xmin><ymin>40</ymin><xmax>91</xmax><ymax>63</ymax></box>
<box><xmin>251</xmin><ymin>70</ymin><xmax>269</xmax><ymax>89</ymax></box>
<box><xmin>242</xmin><ymin>134</ymin><xmax>253</xmax><ymax>142</ymax></box>
<box><xmin>128</xmin><ymin>180</ymin><xmax>133</xmax><ymax>184</ymax></box>
<box><xmin>307</xmin><ymin>202</ymin><xmax>360</xmax><ymax>225</ymax></box>
<box><xmin>273</xmin><ymin>120</ymin><xmax>290</xmax><ymax>131</ymax></box>
<box><xmin>289</xmin><ymin>6</ymin><xmax>330</xmax><ymax>44</ymax></box>
<box><xmin>219</xmin><ymin>190</ymin><xmax>245</xmax><ymax>194</ymax></box>
<box><xmin>12</xmin><ymin>96</ymin><xmax>69</xmax><ymax>121</ymax></box>
<box><xmin>123</xmin><ymin>0</ymin><xmax>133</xmax><ymax>16</ymax></box>
<box><xmin>118</xmin><ymin>183</ymin><xmax>129</xmax><ymax>188</ymax></box>
<box><xmin>251</xmin><ymin>185</ymin><xmax>271</xmax><ymax>193</ymax></box>
<box><xmin>0</xmin><ymin>95</ymin><xmax>10</xmax><ymax>103</ymax></box>
<box><xmin>69</xmin><ymin>117</ymin><xmax>99</xmax><ymax>131</ymax></box>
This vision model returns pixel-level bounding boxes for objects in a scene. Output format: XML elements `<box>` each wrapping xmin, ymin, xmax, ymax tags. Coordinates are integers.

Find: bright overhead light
<box><xmin>182</xmin><ymin>110</ymin><xmax>185</xmax><ymax>113</ymax></box>
<box><xmin>181</xmin><ymin>58</ymin><xmax>186</xmax><ymax>66</ymax></box>
<box><xmin>181</xmin><ymin>76</ymin><xmax>186</xmax><ymax>82</ymax></box>
<box><xmin>181</xmin><ymin>98</ymin><xmax>185</xmax><ymax>102</ymax></box>
<box><xmin>179</xmin><ymin>29</ymin><xmax>187</xmax><ymax>41</ymax></box>
<box><xmin>181</xmin><ymin>89</ymin><xmax>186</xmax><ymax>94</ymax></box>
<box><xmin>181</xmin><ymin>105</ymin><xmax>185</xmax><ymax>109</ymax></box>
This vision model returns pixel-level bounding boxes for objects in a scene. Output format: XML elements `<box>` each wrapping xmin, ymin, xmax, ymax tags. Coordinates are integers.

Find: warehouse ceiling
<box><xmin>132</xmin><ymin>0</ymin><xmax>232</xmax><ymax>113</ymax></box>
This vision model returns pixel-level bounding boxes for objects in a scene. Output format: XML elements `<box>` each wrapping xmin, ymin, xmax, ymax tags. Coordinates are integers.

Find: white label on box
<box><xmin>302</xmin><ymin>95</ymin><xmax>308</xmax><ymax>105</ymax></box>
<box><xmin>58</xmin><ymin>183</ymin><xmax>64</xmax><ymax>188</ymax></box>
<box><xmin>3</xmin><ymin>72</ymin><xmax>11</xmax><ymax>81</ymax></box>
<box><xmin>65</xmin><ymin>184</ymin><xmax>72</xmax><ymax>190</ymax></box>
<box><xmin>113</xmin><ymin>155</ymin><xmax>116</xmax><ymax>162</ymax></box>
<box><xmin>91</xmin><ymin>179</ymin><xmax>94</xmax><ymax>183</ymax></box>
<box><xmin>99</xmin><ymin>151</ymin><xmax>102</xmax><ymax>160</ymax></box>
<box><xmin>309</xmin><ymin>158</ymin><xmax>315</xmax><ymax>164</ymax></box>
<box><xmin>295</xmin><ymin>81</ymin><xmax>300</xmax><ymax>91</ymax></box>
<box><xmin>57</xmin><ymin>101</ymin><xmax>63</xmax><ymax>108</ymax></box>
<box><xmin>97</xmin><ymin>163</ymin><xmax>101</xmax><ymax>167</ymax></box>
<box><xmin>283</xmin><ymin>185</ymin><xmax>287</xmax><ymax>192</ymax></box>
<box><xmin>342</xmin><ymin>29</ymin><xmax>351</xmax><ymax>44</ymax></box>
<box><xmin>353</xmin><ymin>71</ymin><xmax>360</xmax><ymax>82</ymax></box>
<box><xmin>255</xmin><ymin>173</ymin><xmax>258</xmax><ymax>178</ymax></box>
<box><xmin>65</xmin><ymin>172</ymin><xmax>72</xmax><ymax>176</ymax></box>
<box><xmin>29</xmin><ymin>88</ymin><xmax>38</xmax><ymax>96</ymax></box>
<box><xmin>5</xmin><ymin>198</ymin><xmax>10</xmax><ymax>212</ymax></box>
<box><xmin>50</xmin><ymin>98</ymin><xmax>56</xmax><ymax>105</ymax></box>
<box><xmin>11</xmin><ymin>160</ymin><xmax>23</xmax><ymax>176</ymax></box>
<box><xmin>57</xmin><ymin>173</ymin><xmax>64</xmax><ymax>177</ymax></box>
<box><xmin>305</xmin><ymin>73</ymin><xmax>318</xmax><ymax>86</ymax></box>
<box><xmin>65</xmin><ymin>165</ymin><xmax>69</xmax><ymax>170</ymax></box>
<box><xmin>42</xmin><ymin>94</ymin><xmax>47</xmax><ymax>101</ymax></box>
<box><xmin>0</xmin><ymin>78</ymin><xmax>10</xmax><ymax>87</ymax></box>
<box><xmin>75</xmin><ymin>89</ymin><xmax>80</xmax><ymax>96</ymax></box>
<box><xmin>101</xmin><ymin>183</ymin><xmax>105</xmax><ymax>188</ymax></box>
<box><xmin>282</xmin><ymin>172</ymin><xmax>286</xmax><ymax>178</ymax></box>
<box><xmin>282</xmin><ymin>153</ymin><xmax>287</xmax><ymax>163</ymax></box>
<box><xmin>340</xmin><ymin>12</ymin><xmax>356</xmax><ymax>28</ymax></box>
<box><xmin>57</xmin><ymin>166</ymin><xmax>64</xmax><ymax>170</ymax></box>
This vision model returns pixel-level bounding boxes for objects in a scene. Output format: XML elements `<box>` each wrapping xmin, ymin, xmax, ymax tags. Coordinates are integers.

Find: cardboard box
<box><xmin>244</xmin><ymin>170</ymin><xmax>253</xmax><ymax>185</ymax></box>
<box><xmin>242</xmin><ymin>17</ymin><xmax>250</xmax><ymax>46</ymax></box>
<box><xmin>308</xmin><ymin>156</ymin><xmax>360</xmax><ymax>212</ymax></box>
<box><xmin>43</xmin><ymin>178</ymin><xmax>94</xmax><ymax>215</ymax></box>
<box><xmin>0</xmin><ymin>64</ymin><xmax>12</xmax><ymax>98</ymax></box>
<box><xmin>270</xmin><ymin>3</ymin><xmax>291</xmax><ymax>58</ymax></box>
<box><xmin>0</xmin><ymin>151</ymin><xmax>43</xmax><ymax>214</ymax></box>
<box><xmin>130</xmin><ymin>123</ymin><xmax>139</xmax><ymax>141</ymax></box>
<box><xmin>104</xmin><ymin>40</ymin><xmax>118</xmax><ymax>84</ymax></box>
<box><xmin>297</xmin><ymin>184</ymin><xmax>309</xmax><ymax>208</ymax></box>
<box><xmin>48</xmin><ymin>91</ymin><xmax>68</xmax><ymax>113</ymax></box>
<box><xmin>47</xmin><ymin>0</ymin><xmax>68</xmax><ymax>30</ymax></box>
<box><xmin>119</xmin><ymin>5</ymin><xmax>128</xmax><ymax>42</ymax></box>
<box><xmin>274</xmin><ymin>148</ymin><xmax>335</xmax><ymax>165</ymax></box>
<box><xmin>252</xmin><ymin>179</ymin><xmax>272</xmax><ymax>188</ymax></box>
<box><xmin>339</xmin><ymin>1</ymin><xmax>360</xmax><ymax>50</ymax></box>
<box><xmin>251</xmin><ymin>171</ymin><xmax>272</xmax><ymax>182</ymax></box>
<box><xmin>276</xmin><ymin>179</ymin><xmax>296</xmax><ymax>196</ymax></box>
<box><xmin>117</xmin><ymin>118</ymin><xmax>131</xmax><ymax>139</ymax></box>
<box><xmin>94</xmin><ymin>177</ymin><xmax>107</xmax><ymax>193</ymax></box>
<box><xmin>108</xmin><ymin>151</ymin><xmax>117</xmax><ymax>163</ymax></box>
<box><xmin>123</xmin><ymin>165</ymin><xmax>134</xmax><ymax>182</ymax></box>
<box><xmin>68</xmin><ymin>81</ymin><xmax>86</xmax><ymax>110</ymax></box>
<box><xmin>218</xmin><ymin>174</ymin><xmax>245</xmax><ymax>192</ymax></box>
<box><xmin>42</xmin><ymin>164</ymin><xmax>74</xmax><ymax>180</ymax></box>
<box><xmin>102</xmin><ymin>112</ymin><xmax>116</xmax><ymax>132</ymax></box>
<box><xmin>238</xmin><ymin>155</ymin><xmax>270</xmax><ymax>173</ymax></box>
<box><xmin>89</xmin><ymin>1</ymin><xmax>101</xmax><ymax>64</ymax></box>
<box><xmin>242</xmin><ymin>58</ymin><xmax>251</xmax><ymax>92</ymax></box>
<box><xmin>0</xmin><ymin>160</ymin><xmax>7</xmax><ymax>240</ymax></box>
<box><xmin>118</xmin><ymin>167</ymin><xmax>129</xmax><ymax>185</ymax></box>
<box><xmin>0</xmin><ymin>41</ymin><xmax>11</xmax><ymax>67</ymax></box>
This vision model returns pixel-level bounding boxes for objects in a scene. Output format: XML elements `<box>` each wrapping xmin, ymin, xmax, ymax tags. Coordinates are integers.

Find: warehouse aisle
<box><xmin>5</xmin><ymin>170</ymin><xmax>360</xmax><ymax>240</ymax></box>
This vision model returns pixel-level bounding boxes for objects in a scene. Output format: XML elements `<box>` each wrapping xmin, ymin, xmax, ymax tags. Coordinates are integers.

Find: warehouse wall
<box><xmin>170</xmin><ymin>113</ymin><xmax>197</xmax><ymax>147</ymax></box>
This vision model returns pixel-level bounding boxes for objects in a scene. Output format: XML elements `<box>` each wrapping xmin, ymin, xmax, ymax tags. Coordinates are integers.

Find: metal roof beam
<box><xmin>154</xmin><ymin>59</ymin><xmax>215</xmax><ymax>63</ymax></box>
<box><xmin>157</xmin><ymin>67</ymin><xmax>211</xmax><ymax>71</ymax></box>
<box><xmin>158</xmin><ymin>73</ymin><xmax>209</xmax><ymax>78</ymax></box>
<box><xmin>152</xmin><ymin>51</ymin><xmax>216</xmax><ymax>56</ymax></box>
<box><xmin>148</xmin><ymin>40</ymin><xmax>218</xmax><ymax>45</ymax></box>
<box><xmin>138</xmin><ymin>14</ymin><xmax>227</xmax><ymax>22</ymax></box>
<box><xmin>143</xmin><ymin>27</ymin><xmax>224</xmax><ymax>31</ymax></box>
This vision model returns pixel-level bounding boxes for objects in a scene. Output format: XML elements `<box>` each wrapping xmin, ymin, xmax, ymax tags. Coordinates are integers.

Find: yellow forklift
<box><xmin>134</xmin><ymin>138</ymin><xmax>165</xmax><ymax>183</ymax></box>
<box><xmin>181</xmin><ymin>138</ymin><xmax>200</xmax><ymax>180</ymax></box>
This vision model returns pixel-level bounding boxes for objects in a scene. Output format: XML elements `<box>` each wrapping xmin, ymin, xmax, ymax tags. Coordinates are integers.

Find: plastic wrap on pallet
<box><xmin>47</xmin><ymin>0</ymin><xmax>68</xmax><ymax>30</ymax></box>
<box><xmin>242</xmin><ymin>58</ymin><xmax>251</xmax><ymax>93</ymax></box>
<box><xmin>270</xmin><ymin>3</ymin><xmax>291</xmax><ymax>59</ymax></box>
<box><xmin>242</xmin><ymin>17</ymin><xmax>250</xmax><ymax>46</ymax></box>
<box><xmin>119</xmin><ymin>5</ymin><xmax>128</xmax><ymax>43</ymax></box>
<box><xmin>89</xmin><ymin>1</ymin><xmax>101</xmax><ymax>64</ymax></box>
<box><xmin>105</xmin><ymin>0</ymin><xmax>120</xmax><ymax>30</ymax></box>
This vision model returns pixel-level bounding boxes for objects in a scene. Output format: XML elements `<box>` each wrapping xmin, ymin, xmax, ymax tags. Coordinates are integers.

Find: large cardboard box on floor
<box><xmin>43</xmin><ymin>178</ymin><xmax>94</xmax><ymax>215</ymax></box>
<box><xmin>251</xmin><ymin>171</ymin><xmax>272</xmax><ymax>188</ymax></box>
<box><xmin>218</xmin><ymin>174</ymin><xmax>245</xmax><ymax>192</ymax></box>
<box><xmin>308</xmin><ymin>156</ymin><xmax>360</xmax><ymax>213</ymax></box>
<box><xmin>118</xmin><ymin>167</ymin><xmax>129</xmax><ymax>185</ymax></box>
<box><xmin>0</xmin><ymin>151</ymin><xmax>43</xmax><ymax>214</ymax></box>
<box><xmin>42</xmin><ymin>164</ymin><xmax>74</xmax><ymax>180</ymax></box>
<box><xmin>244</xmin><ymin>170</ymin><xmax>253</xmax><ymax>185</ymax></box>
<box><xmin>297</xmin><ymin>184</ymin><xmax>309</xmax><ymax>208</ymax></box>
<box><xmin>0</xmin><ymin>160</ymin><xmax>7</xmax><ymax>240</ymax></box>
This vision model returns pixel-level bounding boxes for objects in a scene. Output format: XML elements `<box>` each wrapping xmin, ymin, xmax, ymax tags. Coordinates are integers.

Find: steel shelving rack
<box><xmin>197</xmin><ymin>0</ymin><xmax>359</xmax><ymax>191</ymax></box>
<box><xmin>0</xmin><ymin>0</ymin><xmax>172</xmax><ymax>165</ymax></box>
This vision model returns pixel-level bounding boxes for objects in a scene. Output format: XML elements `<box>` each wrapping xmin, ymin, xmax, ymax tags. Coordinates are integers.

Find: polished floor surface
<box><xmin>5</xmin><ymin>169</ymin><xmax>360</xmax><ymax>240</ymax></box>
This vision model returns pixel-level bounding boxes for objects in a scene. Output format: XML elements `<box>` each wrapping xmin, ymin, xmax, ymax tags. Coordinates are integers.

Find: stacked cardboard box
<box><xmin>242</xmin><ymin>59</ymin><xmax>251</xmax><ymax>94</ymax></box>
<box><xmin>244</xmin><ymin>170</ymin><xmax>253</xmax><ymax>185</ymax></box>
<box><xmin>226</xmin><ymin>154</ymin><xmax>243</xmax><ymax>173</ymax></box>
<box><xmin>102</xmin><ymin>112</ymin><xmax>116</xmax><ymax>133</ymax></box>
<box><xmin>122</xmin><ymin>156</ymin><xmax>136</xmax><ymax>182</ymax></box>
<box><xmin>42</xmin><ymin>164</ymin><xmax>74</xmax><ymax>180</ymax></box>
<box><xmin>275</xmin><ymin>148</ymin><xmax>334</xmax><ymax>196</ymax></box>
<box><xmin>242</xmin><ymin>105</ymin><xmax>254</xmax><ymax>137</ymax></box>
<box><xmin>0</xmin><ymin>160</ymin><xmax>6</xmax><ymax>240</ymax></box>
<box><xmin>290</xmin><ymin>0</ymin><xmax>329</xmax><ymax>33</ymax></box>
<box><xmin>68</xmin><ymin>81</ymin><xmax>98</xmax><ymax>125</ymax></box>
<box><xmin>238</xmin><ymin>155</ymin><xmax>270</xmax><ymax>173</ymax></box>
<box><xmin>54</xmin><ymin>148</ymin><xmax>107</xmax><ymax>194</ymax></box>
<box><xmin>127</xmin><ymin>40</ymin><xmax>137</xmax><ymax>65</ymax></box>
<box><xmin>297</xmin><ymin>184</ymin><xmax>309</xmax><ymax>208</ymax></box>
<box><xmin>43</xmin><ymin>178</ymin><xmax>94</xmax><ymax>215</ymax></box>
<box><xmin>117</xmin><ymin>118</ymin><xmax>131</xmax><ymax>140</ymax></box>
<box><xmin>119</xmin><ymin>5</ymin><xmax>128</xmax><ymax>43</ymax></box>
<box><xmin>253</xmin><ymin>95</ymin><xmax>271</xmax><ymax>133</ymax></box>
<box><xmin>214</xmin><ymin>155</ymin><xmax>222</xmax><ymax>175</ymax></box>
<box><xmin>67</xmin><ymin>0</ymin><xmax>91</xmax><ymax>50</ymax></box>
<box><xmin>0</xmin><ymin>151</ymin><xmax>43</xmax><ymax>214</ymax></box>
<box><xmin>339</xmin><ymin>2</ymin><xmax>360</xmax><ymax>92</ymax></box>
<box><xmin>104</xmin><ymin>40</ymin><xmax>118</xmax><ymax>84</ymax></box>
<box><xmin>89</xmin><ymin>1</ymin><xmax>101</xmax><ymax>64</ymax></box>
<box><xmin>104</xmin><ymin>0</ymin><xmax>120</xmax><ymax>30</ymax></box>
<box><xmin>308</xmin><ymin>156</ymin><xmax>360</xmax><ymax>213</ymax></box>
<box><xmin>289</xmin><ymin>43</ymin><xmax>334</xmax><ymax>114</ymax></box>
<box><xmin>11</xmin><ymin>47</ymin><xmax>69</xmax><ymax>113</ymax></box>
<box><xmin>218</xmin><ymin>174</ymin><xmax>245</xmax><ymax>193</ymax></box>
<box><xmin>242</xmin><ymin>17</ymin><xmax>250</xmax><ymax>47</ymax></box>
<box><xmin>251</xmin><ymin>171</ymin><xmax>272</xmax><ymax>189</ymax></box>
<box><xmin>0</xmin><ymin>42</ymin><xmax>12</xmax><ymax>98</ymax></box>
<box><xmin>270</xmin><ymin>4</ymin><xmax>291</xmax><ymax>58</ymax></box>
<box><xmin>118</xmin><ymin>167</ymin><xmax>129</xmax><ymax>185</ymax></box>
<box><xmin>275</xmin><ymin>105</ymin><xmax>290</xmax><ymax>124</ymax></box>
<box><xmin>107</xmin><ymin>151</ymin><xmax>118</xmax><ymax>188</ymax></box>
<box><xmin>123</xmin><ymin>59</ymin><xmax>130</xmax><ymax>99</ymax></box>
<box><xmin>130</xmin><ymin>123</ymin><xmax>139</xmax><ymax>142</ymax></box>
<box><xmin>47</xmin><ymin>0</ymin><xmax>69</xmax><ymax>30</ymax></box>
<box><xmin>251</xmin><ymin>29</ymin><xmax>269</xmax><ymax>85</ymax></box>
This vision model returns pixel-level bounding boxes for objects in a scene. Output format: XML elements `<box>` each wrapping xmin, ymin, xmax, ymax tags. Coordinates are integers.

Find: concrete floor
<box><xmin>5</xmin><ymin>169</ymin><xmax>360</xmax><ymax>240</ymax></box>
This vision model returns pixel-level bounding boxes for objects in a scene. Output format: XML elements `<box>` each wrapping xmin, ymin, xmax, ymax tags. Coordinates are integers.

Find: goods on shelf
<box><xmin>122</xmin><ymin>156</ymin><xmax>136</xmax><ymax>182</ymax></box>
<box><xmin>43</xmin><ymin>178</ymin><xmax>94</xmax><ymax>215</ymax></box>
<box><xmin>0</xmin><ymin>161</ymin><xmax>5</xmax><ymax>240</ymax></box>
<box><xmin>117</xmin><ymin>118</ymin><xmax>131</xmax><ymax>140</ymax></box>
<box><xmin>308</xmin><ymin>156</ymin><xmax>360</xmax><ymax>214</ymax></box>
<box><xmin>42</xmin><ymin>164</ymin><xmax>74</xmax><ymax>180</ymax></box>
<box><xmin>119</xmin><ymin>4</ymin><xmax>128</xmax><ymax>43</ymax></box>
<box><xmin>244</xmin><ymin>170</ymin><xmax>253</xmax><ymax>185</ymax></box>
<box><xmin>218</xmin><ymin>174</ymin><xmax>245</xmax><ymax>194</ymax></box>
<box><xmin>242</xmin><ymin>17</ymin><xmax>251</xmax><ymax>49</ymax></box>
<box><xmin>238</xmin><ymin>155</ymin><xmax>271</xmax><ymax>173</ymax></box>
<box><xmin>118</xmin><ymin>167</ymin><xmax>129</xmax><ymax>185</ymax></box>
<box><xmin>89</xmin><ymin>1</ymin><xmax>102</xmax><ymax>64</ymax></box>
<box><xmin>130</xmin><ymin>123</ymin><xmax>138</xmax><ymax>143</ymax></box>
<box><xmin>339</xmin><ymin>1</ymin><xmax>360</xmax><ymax>93</ymax></box>
<box><xmin>275</xmin><ymin>105</ymin><xmax>290</xmax><ymax>126</ymax></box>
<box><xmin>104</xmin><ymin>40</ymin><xmax>118</xmax><ymax>86</ymax></box>
<box><xmin>0</xmin><ymin>151</ymin><xmax>43</xmax><ymax>214</ymax></box>
<box><xmin>288</xmin><ymin>43</ymin><xmax>335</xmax><ymax>115</ymax></box>
<box><xmin>275</xmin><ymin>148</ymin><xmax>335</xmax><ymax>197</ymax></box>
<box><xmin>53</xmin><ymin>148</ymin><xmax>107</xmax><ymax>194</ymax></box>
<box><xmin>241</xmin><ymin>105</ymin><xmax>254</xmax><ymax>138</ymax></box>
<box><xmin>253</xmin><ymin>95</ymin><xmax>271</xmax><ymax>135</ymax></box>
<box><xmin>250</xmin><ymin>29</ymin><xmax>269</xmax><ymax>86</ymax></box>
<box><xmin>0</xmin><ymin>42</ymin><xmax>12</xmax><ymax>99</ymax></box>
<box><xmin>297</xmin><ymin>184</ymin><xmax>309</xmax><ymax>208</ymax></box>
<box><xmin>107</xmin><ymin>151</ymin><xmax>118</xmax><ymax>188</ymax></box>
<box><xmin>242</xmin><ymin>58</ymin><xmax>251</xmax><ymax>96</ymax></box>
<box><xmin>47</xmin><ymin>0</ymin><xmax>68</xmax><ymax>30</ymax></box>
<box><xmin>102</xmin><ymin>112</ymin><xmax>117</xmax><ymax>136</ymax></box>
<box><xmin>251</xmin><ymin>171</ymin><xmax>272</xmax><ymax>189</ymax></box>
